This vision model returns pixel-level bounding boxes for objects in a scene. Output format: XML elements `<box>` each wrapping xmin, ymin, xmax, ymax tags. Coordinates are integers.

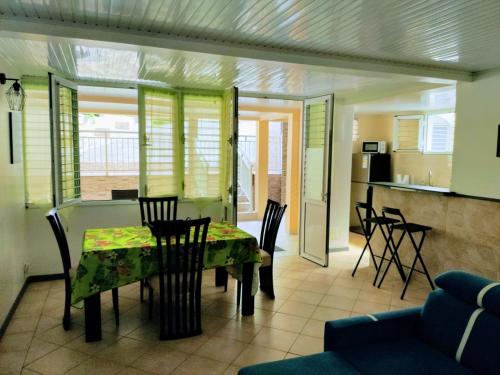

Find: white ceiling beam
<box><xmin>0</xmin><ymin>16</ymin><xmax>472</xmax><ymax>82</ymax></box>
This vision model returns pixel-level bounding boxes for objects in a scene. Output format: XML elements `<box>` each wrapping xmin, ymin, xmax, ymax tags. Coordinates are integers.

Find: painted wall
<box><xmin>452</xmin><ymin>71</ymin><xmax>500</xmax><ymax>199</ymax></box>
<box><xmin>0</xmin><ymin>64</ymin><xmax>29</xmax><ymax>326</ymax></box>
<box><xmin>330</xmin><ymin>101</ymin><xmax>354</xmax><ymax>250</ymax></box>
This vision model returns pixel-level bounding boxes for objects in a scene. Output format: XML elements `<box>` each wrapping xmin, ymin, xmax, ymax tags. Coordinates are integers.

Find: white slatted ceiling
<box><xmin>2</xmin><ymin>0</ymin><xmax>500</xmax><ymax>71</ymax></box>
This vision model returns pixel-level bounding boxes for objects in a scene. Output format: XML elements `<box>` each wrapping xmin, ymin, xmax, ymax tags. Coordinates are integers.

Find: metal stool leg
<box><xmin>373</xmin><ymin>224</ymin><xmax>394</xmax><ymax>286</ymax></box>
<box><xmin>377</xmin><ymin>230</ymin><xmax>406</xmax><ymax>288</ymax></box>
<box><xmin>352</xmin><ymin>224</ymin><xmax>379</xmax><ymax>277</ymax></box>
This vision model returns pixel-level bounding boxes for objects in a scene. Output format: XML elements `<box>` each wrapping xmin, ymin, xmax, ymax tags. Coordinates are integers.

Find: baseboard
<box><xmin>0</xmin><ymin>278</ymin><xmax>29</xmax><ymax>339</ymax></box>
<box><xmin>0</xmin><ymin>273</ymin><xmax>65</xmax><ymax>340</ymax></box>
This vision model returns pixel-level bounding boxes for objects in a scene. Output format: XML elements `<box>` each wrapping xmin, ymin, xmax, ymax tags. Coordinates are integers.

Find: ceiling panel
<box><xmin>0</xmin><ymin>32</ymin><xmax>447</xmax><ymax>98</ymax></box>
<box><xmin>1</xmin><ymin>0</ymin><xmax>500</xmax><ymax>71</ymax></box>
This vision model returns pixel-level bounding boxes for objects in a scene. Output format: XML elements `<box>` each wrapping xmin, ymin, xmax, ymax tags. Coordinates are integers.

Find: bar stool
<box><xmin>352</xmin><ymin>202</ymin><xmax>406</xmax><ymax>284</ymax></box>
<box><xmin>376</xmin><ymin>207</ymin><xmax>435</xmax><ymax>299</ymax></box>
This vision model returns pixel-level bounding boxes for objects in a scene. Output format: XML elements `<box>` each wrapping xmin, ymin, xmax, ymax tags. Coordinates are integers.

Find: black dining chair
<box><xmin>45</xmin><ymin>208</ymin><xmax>120</xmax><ymax>330</ymax></box>
<box><xmin>224</xmin><ymin>199</ymin><xmax>287</xmax><ymax>303</ymax></box>
<box><xmin>146</xmin><ymin>217</ymin><xmax>210</xmax><ymax>340</ymax></box>
<box><xmin>138</xmin><ymin>196</ymin><xmax>178</xmax><ymax>301</ymax></box>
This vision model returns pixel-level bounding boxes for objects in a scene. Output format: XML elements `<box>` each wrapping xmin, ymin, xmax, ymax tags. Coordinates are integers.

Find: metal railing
<box><xmin>79</xmin><ymin>130</ymin><xmax>139</xmax><ymax>176</ymax></box>
<box><xmin>238</xmin><ymin>134</ymin><xmax>282</xmax><ymax>174</ymax></box>
<box><xmin>237</xmin><ymin>149</ymin><xmax>254</xmax><ymax>212</ymax></box>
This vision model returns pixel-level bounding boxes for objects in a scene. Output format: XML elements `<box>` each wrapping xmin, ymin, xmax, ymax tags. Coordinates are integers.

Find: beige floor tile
<box><xmin>163</xmin><ymin>334</ymin><xmax>210</xmax><ymax>354</ymax></box>
<box><xmin>14</xmin><ymin>300</ymin><xmax>45</xmax><ymax>318</ymax></box>
<box><xmin>5</xmin><ymin>316</ymin><xmax>39</xmax><ymax>335</ymax></box>
<box><xmin>271</xmin><ymin>286</ymin><xmax>295</xmax><ymax>300</ymax></box>
<box><xmin>171</xmin><ymin>354</ymin><xmax>227</xmax><ymax>375</ymax></box>
<box><xmin>254</xmin><ymin>297</ymin><xmax>285</xmax><ymax>312</ymax></box>
<box><xmin>26</xmin><ymin>347</ymin><xmax>89</xmax><ymax>375</ymax></box>
<box><xmin>273</xmin><ymin>277</ymin><xmax>302</xmax><ymax>289</ymax></box>
<box><xmin>268</xmin><ymin>313</ymin><xmax>307</xmax><ymax>333</ymax></box>
<box><xmin>284</xmin><ymin>270</ymin><xmax>310</xmax><ymax>281</ymax></box>
<box><xmin>251</xmin><ymin>327</ymin><xmax>298</xmax><ymax>352</ymax></box>
<box><xmin>35</xmin><ymin>316</ymin><xmax>61</xmax><ymax>335</ymax></box>
<box><xmin>301</xmin><ymin>319</ymin><xmax>325</xmax><ymax>338</ymax></box>
<box><xmin>284</xmin><ymin>353</ymin><xmax>301</xmax><ymax>359</ymax></box>
<box><xmin>289</xmin><ymin>335</ymin><xmax>324</xmax><ymax>356</ymax></box>
<box><xmin>277</xmin><ymin>300</ymin><xmax>316</xmax><ymax>318</ymax></box>
<box><xmin>357</xmin><ymin>289</ymin><xmax>392</xmax><ymax>304</ymax></box>
<box><xmin>66</xmin><ymin>357</ymin><xmax>124</xmax><ymax>375</ymax></box>
<box><xmin>35</xmin><ymin>324</ymin><xmax>84</xmax><ymax>346</ymax></box>
<box><xmin>117</xmin><ymin>368</ymin><xmax>151</xmax><ymax>375</ymax></box>
<box><xmin>234</xmin><ymin>308</ymin><xmax>275</xmax><ymax>327</ymax></box>
<box><xmin>21</xmin><ymin>368</ymin><xmax>42</xmax><ymax>375</ymax></box>
<box><xmin>65</xmin><ymin>331</ymin><xmax>120</xmax><ymax>355</ymax></box>
<box><xmin>326</xmin><ymin>285</ymin><xmax>361</xmax><ymax>299</ymax></box>
<box><xmin>132</xmin><ymin>348</ymin><xmax>187</xmax><ymax>374</ymax></box>
<box><xmin>233</xmin><ymin>345</ymin><xmax>286</xmax><ymax>367</ymax></box>
<box><xmin>0</xmin><ymin>332</ymin><xmax>33</xmax><ymax>353</ymax></box>
<box><xmin>0</xmin><ymin>351</ymin><xmax>26</xmax><ymax>374</ymax></box>
<box><xmin>288</xmin><ymin>290</ymin><xmax>324</xmax><ymax>305</ymax></box>
<box><xmin>319</xmin><ymin>295</ymin><xmax>356</xmax><ymax>311</ymax></box>
<box><xmin>222</xmin><ymin>365</ymin><xmax>240</xmax><ymax>375</ymax></box>
<box><xmin>352</xmin><ymin>299</ymin><xmax>390</xmax><ymax>315</ymax></box>
<box><xmin>196</xmin><ymin>336</ymin><xmax>248</xmax><ymax>363</ymax></box>
<box><xmin>24</xmin><ymin>338</ymin><xmax>60</xmax><ymax>365</ymax></box>
<box><xmin>214</xmin><ymin>320</ymin><xmax>262</xmax><ymax>343</ymax></box>
<box><xmin>203</xmin><ymin>302</ymin><xmax>238</xmax><ymax>319</ymax></box>
<box><xmin>95</xmin><ymin>337</ymin><xmax>150</xmax><ymax>365</ymax></box>
<box><xmin>305</xmin><ymin>273</ymin><xmax>336</xmax><ymax>285</ymax></box>
<box><xmin>296</xmin><ymin>281</ymin><xmax>331</xmax><ymax>294</ymax></box>
<box><xmin>311</xmin><ymin>306</ymin><xmax>351</xmax><ymax>321</ymax></box>
<box><xmin>201</xmin><ymin>315</ymin><xmax>232</xmax><ymax>335</ymax></box>
<box><xmin>102</xmin><ymin>317</ymin><xmax>144</xmax><ymax>336</ymax></box>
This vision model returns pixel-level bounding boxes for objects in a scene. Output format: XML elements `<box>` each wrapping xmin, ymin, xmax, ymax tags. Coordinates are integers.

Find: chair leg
<box><xmin>148</xmin><ymin>286</ymin><xmax>154</xmax><ymax>320</ymax></box>
<box><xmin>63</xmin><ymin>290</ymin><xmax>71</xmax><ymax>331</ymax></box>
<box><xmin>112</xmin><ymin>288</ymin><xmax>119</xmax><ymax>326</ymax></box>
<box><xmin>377</xmin><ymin>231</ymin><xmax>406</xmax><ymax>289</ymax></box>
<box><xmin>259</xmin><ymin>266</ymin><xmax>275</xmax><ymax>299</ymax></box>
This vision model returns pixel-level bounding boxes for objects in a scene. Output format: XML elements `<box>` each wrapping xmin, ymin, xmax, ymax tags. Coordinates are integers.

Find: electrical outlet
<box><xmin>23</xmin><ymin>263</ymin><xmax>30</xmax><ymax>276</ymax></box>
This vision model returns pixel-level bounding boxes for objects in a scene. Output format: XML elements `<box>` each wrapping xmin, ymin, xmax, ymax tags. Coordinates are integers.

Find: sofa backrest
<box><xmin>418</xmin><ymin>270</ymin><xmax>500</xmax><ymax>375</ymax></box>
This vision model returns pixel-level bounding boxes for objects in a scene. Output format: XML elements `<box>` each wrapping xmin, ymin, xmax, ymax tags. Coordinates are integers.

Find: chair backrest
<box><xmin>139</xmin><ymin>196</ymin><xmax>178</xmax><ymax>225</ymax></box>
<box><xmin>381</xmin><ymin>206</ymin><xmax>408</xmax><ymax>225</ymax></box>
<box><xmin>260</xmin><ymin>199</ymin><xmax>287</xmax><ymax>256</ymax></box>
<box><xmin>418</xmin><ymin>271</ymin><xmax>500</xmax><ymax>375</ymax></box>
<box><xmin>354</xmin><ymin>201</ymin><xmax>378</xmax><ymax>232</ymax></box>
<box><xmin>45</xmin><ymin>208</ymin><xmax>72</xmax><ymax>278</ymax></box>
<box><xmin>148</xmin><ymin>217</ymin><xmax>211</xmax><ymax>340</ymax></box>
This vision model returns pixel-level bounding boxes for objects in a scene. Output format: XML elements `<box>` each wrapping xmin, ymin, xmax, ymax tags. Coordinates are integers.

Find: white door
<box><xmin>299</xmin><ymin>95</ymin><xmax>334</xmax><ymax>266</ymax></box>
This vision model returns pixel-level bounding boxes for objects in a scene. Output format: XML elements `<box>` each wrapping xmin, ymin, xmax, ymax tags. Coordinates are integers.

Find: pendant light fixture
<box><xmin>0</xmin><ymin>73</ymin><xmax>26</xmax><ymax>111</ymax></box>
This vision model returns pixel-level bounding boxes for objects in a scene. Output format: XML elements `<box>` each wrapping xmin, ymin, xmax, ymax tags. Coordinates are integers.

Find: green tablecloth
<box><xmin>72</xmin><ymin>222</ymin><xmax>260</xmax><ymax>304</ymax></box>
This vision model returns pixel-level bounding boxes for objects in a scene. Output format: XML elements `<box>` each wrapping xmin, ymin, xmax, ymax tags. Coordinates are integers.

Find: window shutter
<box><xmin>183</xmin><ymin>94</ymin><xmax>223</xmax><ymax>199</ymax></box>
<box><xmin>394</xmin><ymin>117</ymin><xmax>422</xmax><ymax>151</ymax></box>
<box><xmin>22</xmin><ymin>77</ymin><xmax>52</xmax><ymax>206</ymax></box>
<box><xmin>140</xmin><ymin>88</ymin><xmax>179</xmax><ymax>197</ymax></box>
<box><xmin>426</xmin><ymin>113</ymin><xmax>455</xmax><ymax>153</ymax></box>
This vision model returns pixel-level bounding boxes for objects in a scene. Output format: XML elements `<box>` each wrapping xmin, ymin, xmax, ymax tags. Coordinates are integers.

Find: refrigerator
<box><xmin>351</xmin><ymin>153</ymin><xmax>391</xmax><ymax>183</ymax></box>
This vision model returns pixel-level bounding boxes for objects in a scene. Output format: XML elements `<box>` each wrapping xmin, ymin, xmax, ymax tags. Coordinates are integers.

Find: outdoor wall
<box><xmin>452</xmin><ymin>71</ymin><xmax>500</xmax><ymax>199</ymax></box>
<box><xmin>80</xmin><ymin>175</ymin><xmax>139</xmax><ymax>200</ymax></box>
<box><xmin>267</xmin><ymin>174</ymin><xmax>282</xmax><ymax>203</ymax></box>
<box><xmin>0</xmin><ymin>64</ymin><xmax>29</xmax><ymax>327</ymax></box>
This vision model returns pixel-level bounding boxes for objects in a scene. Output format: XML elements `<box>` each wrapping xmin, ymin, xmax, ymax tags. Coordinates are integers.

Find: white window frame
<box><xmin>422</xmin><ymin>112</ymin><xmax>455</xmax><ymax>155</ymax></box>
<box><xmin>393</xmin><ymin>115</ymin><xmax>425</xmax><ymax>152</ymax></box>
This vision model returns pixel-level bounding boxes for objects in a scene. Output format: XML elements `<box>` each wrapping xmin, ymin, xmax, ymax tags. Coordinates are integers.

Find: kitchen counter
<box><xmin>366</xmin><ymin>181</ymin><xmax>453</xmax><ymax>195</ymax></box>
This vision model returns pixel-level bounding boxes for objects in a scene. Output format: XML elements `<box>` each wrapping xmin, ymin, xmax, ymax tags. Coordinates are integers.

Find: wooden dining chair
<box><xmin>224</xmin><ymin>199</ymin><xmax>287</xmax><ymax>303</ymax></box>
<box><xmin>147</xmin><ymin>217</ymin><xmax>211</xmax><ymax>340</ymax></box>
<box><xmin>45</xmin><ymin>208</ymin><xmax>120</xmax><ymax>330</ymax></box>
<box><xmin>138</xmin><ymin>196</ymin><xmax>178</xmax><ymax>301</ymax></box>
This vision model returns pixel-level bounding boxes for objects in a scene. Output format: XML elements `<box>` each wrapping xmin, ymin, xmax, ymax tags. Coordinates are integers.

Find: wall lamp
<box><xmin>0</xmin><ymin>73</ymin><xmax>26</xmax><ymax>111</ymax></box>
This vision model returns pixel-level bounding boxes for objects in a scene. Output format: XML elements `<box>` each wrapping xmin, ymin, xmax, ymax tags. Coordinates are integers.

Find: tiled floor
<box><xmin>1</xmin><ymin>234</ymin><xmax>431</xmax><ymax>375</ymax></box>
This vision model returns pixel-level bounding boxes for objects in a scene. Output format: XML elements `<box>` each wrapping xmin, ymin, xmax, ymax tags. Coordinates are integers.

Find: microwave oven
<box><xmin>362</xmin><ymin>141</ymin><xmax>386</xmax><ymax>154</ymax></box>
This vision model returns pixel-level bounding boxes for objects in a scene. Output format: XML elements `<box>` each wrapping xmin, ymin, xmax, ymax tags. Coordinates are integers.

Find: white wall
<box><xmin>330</xmin><ymin>100</ymin><xmax>354</xmax><ymax>250</ymax></box>
<box><xmin>0</xmin><ymin>63</ymin><xmax>29</xmax><ymax>325</ymax></box>
<box><xmin>452</xmin><ymin>71</ymin><xmax>500</xmax><ymax>199</ymax></box>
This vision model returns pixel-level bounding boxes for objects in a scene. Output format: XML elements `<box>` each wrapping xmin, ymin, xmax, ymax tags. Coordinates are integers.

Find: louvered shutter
<box><xmin>394</xmin><ymin>116</ymin><xmax>423</xmax><ymax>151</ymax></box>
<box><xmin>425</xmin><ymin>113</ymin><xmax>455</xmax><ymax>153</ymax></box>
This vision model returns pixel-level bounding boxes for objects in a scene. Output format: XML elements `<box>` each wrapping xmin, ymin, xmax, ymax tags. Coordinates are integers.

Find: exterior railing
<box><xmin>237</xmin><ymin>149</ymin><xmax>254</xmax><ymax>212</ymax></box>
<box><xmin>79</xmin><ymin>130</ymin><xmax>139</xmax><ymax>176</ymax></box>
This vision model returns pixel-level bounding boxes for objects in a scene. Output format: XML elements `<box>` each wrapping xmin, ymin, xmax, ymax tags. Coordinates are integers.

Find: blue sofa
<box><xmin>239</xmin><ymin>271</ymin><xmax>500</xmax><ymax>375</ymax></box>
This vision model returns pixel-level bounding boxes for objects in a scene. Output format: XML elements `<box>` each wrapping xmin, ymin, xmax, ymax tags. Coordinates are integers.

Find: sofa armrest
<box><xmin>324</xmin><ymin>307</ymin><xmax>422</xmax><ymax>351</ymax></box>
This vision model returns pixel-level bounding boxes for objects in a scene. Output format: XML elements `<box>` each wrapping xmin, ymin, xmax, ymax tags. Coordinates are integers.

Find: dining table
<box><xmin>72</xmin><ymin>222</ymin><xmax>261</xmax><ymax>342</ymax></box>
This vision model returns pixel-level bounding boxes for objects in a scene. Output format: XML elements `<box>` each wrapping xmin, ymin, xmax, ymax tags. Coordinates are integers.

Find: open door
<box><xmin>223</xmin><ymin>87</ymin><xmax>239</xmax><ymax>225</ymax></box>
<box><xmin>299</xmin><ymin>94</ymin><xmax>334</xmax><ymax>266</ymax></box>
<box><xmin>49</xmin><ymin>74</ymin><xmax>81</xmax><ymax>207</ymax></box>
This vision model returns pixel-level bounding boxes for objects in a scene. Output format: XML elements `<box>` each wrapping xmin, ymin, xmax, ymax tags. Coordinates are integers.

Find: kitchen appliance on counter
<box><xmin>352</xmin><ymin>153</ymin><xmax>391</xmax><ymax>183</ymax></box>
<box><xmin>362</xmin><ymin>141</ymin><xmax>386</xmax><ymax>154</ymax></box>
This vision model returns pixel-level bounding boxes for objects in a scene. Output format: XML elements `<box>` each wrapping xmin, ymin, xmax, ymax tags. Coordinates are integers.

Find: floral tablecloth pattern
<box><xmin>72</xmin><ymin>222</ymin><xmax>260</xmax><ymax>304</ymax></box>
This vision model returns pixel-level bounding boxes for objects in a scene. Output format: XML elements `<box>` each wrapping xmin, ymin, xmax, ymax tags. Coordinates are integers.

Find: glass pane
<box><xmin>303</xmin><ymin>102</ymin><xmax>326</xmax><ymax>200</ymax></box>
<box><xmin>58</xmin><ymin>85</ymin><xmax>80</xmax><ymax>202</ymax></box>
<box><xmin>143</xmin><ymin>90</ymin><xmax>178</xmax><ymax>197</ymax></box>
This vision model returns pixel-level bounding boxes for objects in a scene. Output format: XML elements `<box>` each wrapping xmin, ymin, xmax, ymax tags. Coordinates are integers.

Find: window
<box><xmin>22</xmin><ymin>77</ymin><xmax>52</xmax><ymax>206</ymax></box>
<box><xmin>393</xmin><ymin>115</ymin><xmax>424</xmax><ymax>152</ymax></box>
<box><xmin>424</xmin><ymin>113</ymin><xmax>455</xmax><ymax>153</ymax></box>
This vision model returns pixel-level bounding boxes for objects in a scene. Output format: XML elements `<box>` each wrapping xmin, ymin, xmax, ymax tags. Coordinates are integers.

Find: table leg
<box><xmin>215</xmin><ymin>267</ymin><xmax>227</xmax><ymax>287</ymax></box>
<box><xmin>241</xmin><ymin>263</ymin><xmax>255</xmax><ymax>316</ymax></box>
<box><xmin>84</xmin><ymin>293</ymin><xmax>102</xmax><ymax>342</ymax></box>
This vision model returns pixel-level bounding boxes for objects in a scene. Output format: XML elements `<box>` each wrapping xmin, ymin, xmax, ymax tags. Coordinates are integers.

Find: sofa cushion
<box><xmin>418</xmin><ymin>289</ymin><xmax>476</xmax><ymax>357</ymax></box>
<box><xmin>435</xmin><ymin>270</ymin><xmax>500</xmax><ymax>315</ymax></box>
<box><xmin>337</xmin><ymin>338</ymin><xmax>475</xmax><ymax>375</ymax></box>
<box><xmin>238</xmin><ymin>352</ymin><xmax>361</xmax><ymax>375</ymax></box>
